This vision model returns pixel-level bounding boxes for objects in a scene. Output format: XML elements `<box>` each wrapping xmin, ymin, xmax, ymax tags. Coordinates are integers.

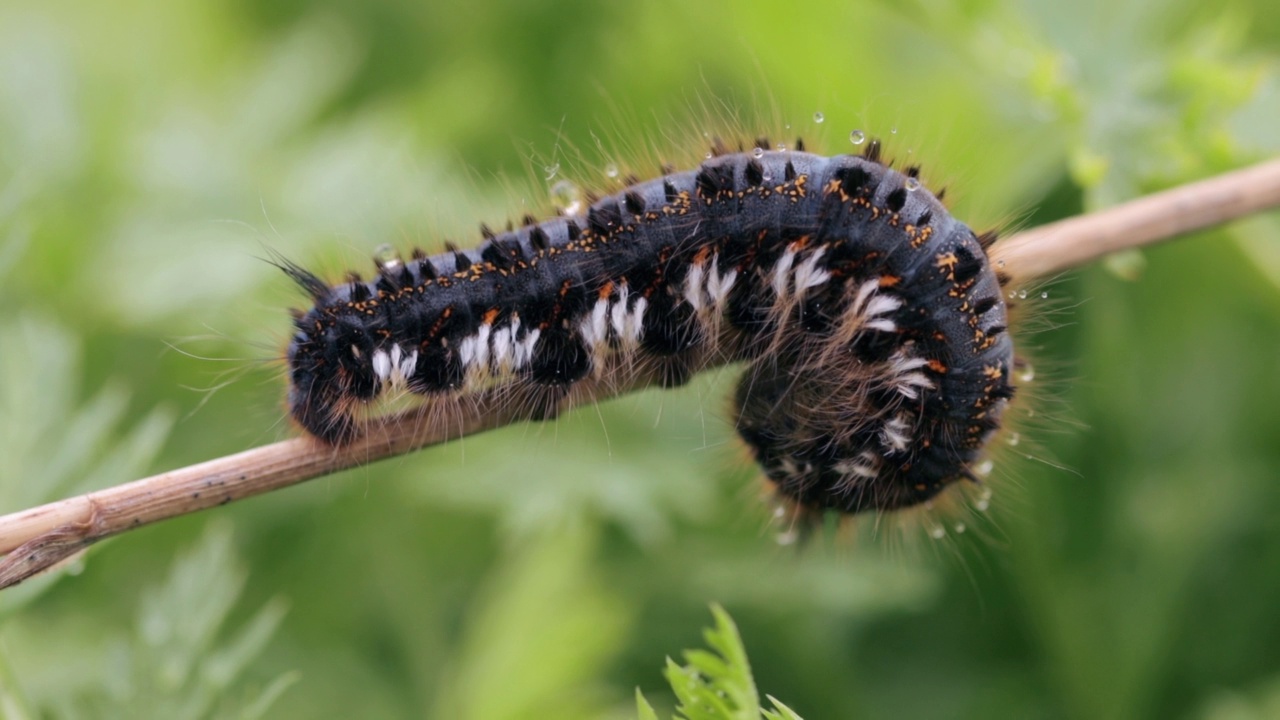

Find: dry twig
<box><xmin>2</xmin><ymin>157</ymin><xmax>1279</xmax><ymax>590</ymax></box>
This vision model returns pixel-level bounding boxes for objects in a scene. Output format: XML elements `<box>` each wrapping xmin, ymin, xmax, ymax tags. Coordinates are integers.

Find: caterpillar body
<box><xmin>282</xmin><ymin>139</ymin><xmax>1015</xmax><ymax>514</ymax></box>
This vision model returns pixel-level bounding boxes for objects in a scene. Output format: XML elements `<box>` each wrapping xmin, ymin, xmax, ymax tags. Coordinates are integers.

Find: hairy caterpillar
<box><xmin>281</xmin><ymin>137</ymin><xmax>1015</xmax><ymax>515</ymax></box>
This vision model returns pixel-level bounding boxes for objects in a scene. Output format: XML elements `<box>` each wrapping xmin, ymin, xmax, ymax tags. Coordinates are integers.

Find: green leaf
<box><xmin>635</xmin><ymin>688</ymin><xmax>662</xmax><ymax>720</ymax></box>
<box><xmin>647</xmin><ymin>605</ymin><xmax>806</xmax><ymax>720</ymax></box>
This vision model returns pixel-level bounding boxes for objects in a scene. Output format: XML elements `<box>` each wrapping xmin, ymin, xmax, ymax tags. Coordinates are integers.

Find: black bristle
<box><xmin>885</xmin><ymin>187</ymin><xmax>907</xmax><ymax>213</ymax></box>
<box><xmin>350</xmin><ymin>277</ymin><xmax>371</xmax><ymax>301</ymax></box>
<box><xmin>622</xmin><ymin>174</ymin><xmax>640</xmax><ymax>186</ymax></box>
<box><xmin>588</xmin><ymin>204</ymin><xmax>621</xmax><ymax>234</ymax></box>
<box><xmin>710</xmin><ymin>137</ymin><xmax>730</xmax><ymax>157</ymax></box>
<box><xmin>410</xmin><ymin>247</ymin><xmax>426</xmax><ymax>260</ymax></box>
<box><xmin>745</xmin><ymin>158</ymin><xmax>764</xmax><ymax>186</ymax></box>
<box><xmin>275</xmin><ymin>258</ymin><xmax>330</xmax><ymax>301</ymax></box>
<box><xmin>985</xmin><ymin>324</ymin><xmax>1007</xmax><ymax>338</ymax></box>
<box><xmin>481</xmin><ymin>243</ymin><xmax>511</xmax><ymax>268</ymax></box>
<box><xmin>417</xmin><ymin>257</ymin><xmax>438</xmax><ymax>277</ymax></box>
<box><xmin>991</xmin><ymin>384</ymin><xmax>1016</xmax><ymax>400</ymax></box>
<box><xmin>529</xmin><ymin>226</ymin><xmax>550</xmax><ymax>251</ymax></box>
<box><xmin>974</xmin><ymin>296</ymin><xmax>998</xmax><ymax>314</ymax></box>
<box><xmin>784</xmin><ymin>161</ymin><xmax>796</xmax><ymax>182</ymax></box>
<box><xmin>754</xmin><ymin>137</ymin><xmax>770</xmax><ymax>151</ymax></box>
<box><xmin>906</xmin><ymin>165</ymin><xmax>921</xmax><ymax>178</ymax></box>
<box><xmin>624</xmin><ymin>191</ymin><xmax>646</xmax><ymax>215</ymax></box>
<box><xmin>480</xmin><ymin>224</ymin><xmax>496</xmax><ymax>241</ymax></box>
<box><xmin>522</xmin><ymin>214</ymin><xmax>537</xmax><ymax>227</ymax></box>
<box><xmin>862</xmin><ymin>139</ymin><xmax>882</xmax><ymax>163</ymax></box>
<box><xmin>453</xmin><ymin>251</ymin><xmax>472</xmax><ymax>272</ymax></box>
<box><xmin>663</xmin><ymin>179</ymin><xmax>679</xmax><ymax>204</ymax></box>
<box><xmin>566</xmin><ymin>220</ymin><xmax>582</xmax><ymax>241</ymax></box>
<box><xmin>660</xmin><ymin>162</ymin><xmax>675</xmax><ymax>175</ymax></box>
<box><xmin>936</xmin><ymin>187</ymin><xmax>948</xmax><ymax>201</ymax></box>
<box><xmin>977</xmin><ymin>230</ymin><xmax>999</xmax><ymax>250</ymax></box>
<box><xmin>917</xmin><ymin>210</ymin><xmax>933</xmax><ymax>227</ymax></box>
<box><xmin>795</xmin><ymin>137</ymin><xmax>806</xmax><ymax>152</ymax></box>
<box><xmin>836</xmin><ymin>166</ymin><xmax>871</xmax><ymax>195</ymax></box>
<box><xmin>696</xmin><ymin>168</ymin><xmax>719</xmax><ymax>197</ymax></box>
<box><xmin>953</xmin><ymin>247</ymin><xmax>983</xmax><ymax>283</ymax></box>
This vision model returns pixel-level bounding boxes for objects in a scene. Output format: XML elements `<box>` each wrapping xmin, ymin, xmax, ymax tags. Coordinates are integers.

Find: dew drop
<box><xmin>975</xmin><ymin>459</ymin><xmax>994</xmax><ymax>477</ymax></box>
<box><xmin>930</xmin><ymin>525</ymin><xmax>946</xmax><ymax>540</ymax></box>
<box><xmin>784</xmin><ymin>123</ymin><xmax>791</xmax><ymax>130</ymax></box>
<box><xmin>604</xmin><ymin>162</ymin><xmax>619</xmax><ymax>179</ymax></box>
<box><xmin>1018</xmin><ymin>363</ymin><xmax>1036</xmax><ymax>383</ymax></box>
<box><xmin>1041</xmin><ymin>291</ymin><xmax>1049</xmax><ymax>299</ymax></box>
<box><xmin>976</xmin><ymin>487</ymin><xmax>993</xmax><ymax>512</ymax></box>
<box><xmin>813</xmin><ymin>111</ymin><xmax>825</xmax><ymax>124</ymax></box>
<box><xmin>543</xmin><ymin>163</ymin><xmax>559</xmax><ymax>180</ymax></box>
<box><xmin>549</xmin><ymin>179</ymin><xmax>583</xmax><ymax>216</ymax></box>
<box><xmin>705</xmin><ymin>151</ymin><xmax>713</xmax><ymax>160</ymax></box>
<box><xmin>775</xmin><ymin>529</ymin><xmax>799</xmax><ymax>546</ymax></box>
<box><xmin>953</xmin><ymin>522</ymin><xmax>967</xmax><ymax>534</ymax></box>
<box><xmin>1007</xmin><ymin>432</ymin><xmax>1021</xmax><ymax>447</ymax></box>
<box><xmin>373</xmin><ymin>244</ymin><xmax>401</xmax><ymax>270</ymax></box>
<box><xmin>905</xmin><ymin>177</ymin><xmax>921</xmax><ymax>192</ymax></box>
<box><xmin>850</xmin><ymin>129</ymin><xmax>866</xmax><ymax>145</ymax></box>
<box><xmin>773</xmin><ymin>506</ymin><xmax>786</xmax><ymax>519</ymax></box>
<box><xmin>777</xmin><ymin>143</ymin><xmax>787</xmax><ymax>151</ymax></box>
<box><xmin>752</xmin><ymin>147</ymin><xmax>765</xmax><ymax>159</ymax></box>
<box><xmin>890</xmin><ymin>126</ymin><xmax>898</xmax><ymax>134</ymax></box>
<box><xmin>997</xmin><ymin>259</ymin><xmax>1006</xmax><ymax>268</ymax></box>
<box><xmin>1018</xmin><ymin>289</ymin><xmax>1028</xmax><ymax>299</ymax></box>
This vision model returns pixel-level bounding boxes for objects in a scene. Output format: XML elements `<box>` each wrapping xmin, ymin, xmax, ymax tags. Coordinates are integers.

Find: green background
<box><xmin>1</xmin><ymin>0</ymin><xmax>1278</xmax><ymax>718</ymax></box>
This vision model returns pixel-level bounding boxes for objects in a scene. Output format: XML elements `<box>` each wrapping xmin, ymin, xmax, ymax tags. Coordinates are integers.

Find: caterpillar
<box><xmin>280</xmin><ymin>137</ymin><xmax>1015</xmax><ymax>515</ymax></box>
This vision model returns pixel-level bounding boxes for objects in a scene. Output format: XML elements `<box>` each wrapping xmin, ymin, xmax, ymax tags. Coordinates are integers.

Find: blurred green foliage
<box><xmin>0</xmin><ymin>0</ymin><xmax>1278</xmax><ymax>718</ymax></box>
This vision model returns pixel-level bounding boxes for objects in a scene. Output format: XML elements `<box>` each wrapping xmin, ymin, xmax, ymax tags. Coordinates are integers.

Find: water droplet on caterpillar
<box><xmin>752</xmin><ymin>147</ymin><xmax>765</xmax><ymax>159</ymax></box>
<box><xmin>813</xmin><ymin>111</ymin><xmax>825</xmax><ymax>124</ymax></box>
<box><xmin>975</xmin><ymin>459</ymin><xmax>994</xmax><ymax>477</ymax></box>
<box><xmin>1007</xmin><ymin>432</ymin><xmax>1021</xmax><ymax>447</ymax></box>
<box><xmin>953</xmin><ymin>522</ymin><xmax>967</xmax><ymax>534</ymax></box>
<box><xmin>543</xmin><ymin>163</ymin><xmax>560</xmax><ymax>180</ymax></box>
<box><xmin>604</xmin><ymin>162</ymin><xmax>619</xmax><ymax>179</ymax></box>
<box><xmin>1041</xmin><ymin>291</ymin><xmax>1049</xmax><ymax>299</ymax></box>
<box><xmin>905</xmin><ymin>177</ymin><xmax>921</xmax><ymax>192</ymax></box>
<box><xmin>373</xmin><ymin>244</ymin><xmax>400</xmax><ymax>270</ymax></box>
<box><xmin>1018</xmin><ymin>363</ymin><xmax>1036</xmax><ymax>382</ymax></box>
<box><xmin>975</xmin><ymin>487</ymin><xmax>994</xmax><ymax>512</ymax></box>
<box><xmin>850</xmin><ymin>129</ymin><xmax>866</xmax><ymax>145</ymax></box>
<box><xmin>1018</xmin><ymin>289</ymin><xmax>1028</xmax><ymax>299</ymax></box>
<box><xmin>929</xmin><ymin>525</ymin><xmax>946</xmax><ymax>540</ymax></box>
<box><xmin>550</xmin><ymin>179</ymin><xmax>583</xmax><ymax>216</ymax></box>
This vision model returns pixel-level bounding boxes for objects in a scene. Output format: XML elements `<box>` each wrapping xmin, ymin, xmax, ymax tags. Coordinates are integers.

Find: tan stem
<box><xmin>2</xmin><ymin>158</ymin><xmax>1279</xmax><ymax>589</ymax></box>
<box><xmin>990</xmin><ymin>157</ymin><xmax>1280</xmax><ymax>282</ymax></box>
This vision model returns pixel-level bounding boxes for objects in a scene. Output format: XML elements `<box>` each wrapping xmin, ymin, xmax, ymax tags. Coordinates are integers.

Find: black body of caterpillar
<box><xmin>283</xmin><ymin>142</ymin><xmax>1015</xmax><ymax>514</ymax></box>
